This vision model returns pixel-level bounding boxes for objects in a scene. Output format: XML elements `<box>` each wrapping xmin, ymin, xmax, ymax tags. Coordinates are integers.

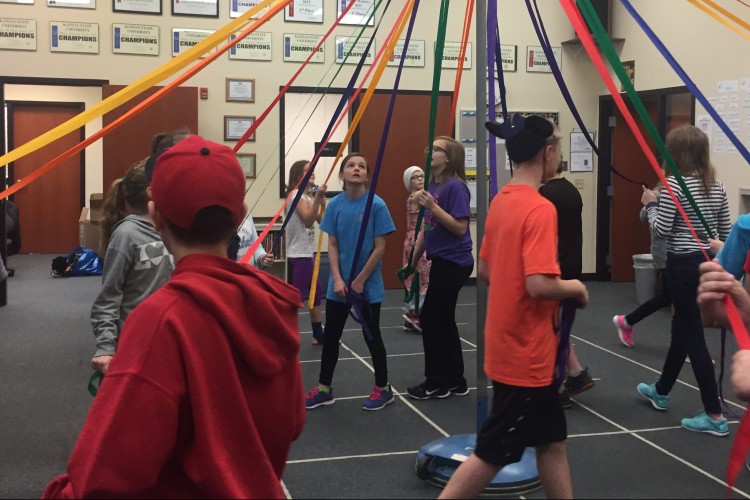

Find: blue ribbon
<box><xmin>526</xmin><ymin>0</ymin><xmax>647</xmax><ymax>187</ymax></box>
<box><xmin>619</xmin><ymin>0</ymin><xmax>750</xmax><ymax>167</ymax></box>
<box><xmin>270</xmin><ymin>0</ymin><xmax>392</xmax><ymax>256</ymax></box>
<box><xmin>346</xmin><ymin>0</ymin><xmax>421</xmax><ymax>340</ymax></box>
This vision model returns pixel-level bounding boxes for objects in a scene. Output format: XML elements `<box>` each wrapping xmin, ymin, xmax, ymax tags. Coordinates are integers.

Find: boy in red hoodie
<box><xmin>43</xmin><ymin>136</ymin><xmax>305</xmax><ymax>499</ymax></box>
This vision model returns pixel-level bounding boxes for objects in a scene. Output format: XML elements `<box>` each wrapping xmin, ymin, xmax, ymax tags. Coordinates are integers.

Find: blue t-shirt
<box><xmin>423</xmin><ymin>176</ymin><xmax>474</xmax><ymax>267</ymax></box>
<box><xmin>320</xmin><ymin>191</ymin><xmax>396</xmax><ymax>303</ymax></box>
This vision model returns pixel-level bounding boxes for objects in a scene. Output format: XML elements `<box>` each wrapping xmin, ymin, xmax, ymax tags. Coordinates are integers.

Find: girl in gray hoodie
<box><xmin>90</xmin><ymin>160</ymin><xmax>173</xmax><ymax>374</ymax></box>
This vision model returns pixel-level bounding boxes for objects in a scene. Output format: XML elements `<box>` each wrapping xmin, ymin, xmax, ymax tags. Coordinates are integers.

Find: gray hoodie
<box><xmin>90</xmin><ymin>214</ymin><xmax>174</xmax><ymax>357</ymax></box>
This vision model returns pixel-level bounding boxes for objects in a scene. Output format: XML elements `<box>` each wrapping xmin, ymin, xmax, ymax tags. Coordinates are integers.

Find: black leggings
<box><xmin>318</xmin><ymin>300</ymin><xmax>388</xmax><ymax>388</ymax></box>
<box><xmin>626</xmin><ymin>268</ymin><xmax>671</xmax><ymax>326</ymax></box>
<box><xmin>420</xmin><ymin>257</ymin><xmax>473</xmax><ymax>390</ymax></box>
<box><xmin>655</xmin><ymin>252</ymin><xmax>720</xmax><ymax>415</ymax></box>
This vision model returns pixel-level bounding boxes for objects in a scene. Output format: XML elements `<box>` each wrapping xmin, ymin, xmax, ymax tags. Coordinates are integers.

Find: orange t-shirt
<box><xmin>479</xmin><ymin>184</ymin><xmax>561</xmax><ymax>387</ymax></box>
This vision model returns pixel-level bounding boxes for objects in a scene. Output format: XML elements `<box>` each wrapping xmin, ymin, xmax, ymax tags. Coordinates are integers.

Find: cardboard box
<box><xmin>79</xmin><ymin>207</ymin><xmax>103</xmax><ymax>256</ymax></box>
<box><xmin>89</xmin><ymin>193</ymin><xmax>104</xmax><ymax>221</ymax></box>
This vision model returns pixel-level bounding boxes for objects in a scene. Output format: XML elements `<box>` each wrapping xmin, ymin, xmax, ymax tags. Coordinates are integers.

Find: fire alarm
<box><xmin>200</xmin><ymin>87</ymin><xmax>208</xmax><ymax>100</ymax></box>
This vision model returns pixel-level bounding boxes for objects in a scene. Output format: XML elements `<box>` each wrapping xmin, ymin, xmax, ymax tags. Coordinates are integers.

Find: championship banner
<box><xmin>113</xmin><ymin>23</ymin><xmax>159</xmax><ymax>56</ymax></box>
<box><xmin>0</xmin><ymin>18</ymin><xmax>36</xmax><ymax>51</ymax></box>
<box><xmin>386</xmin><ymin>38</ymin><xmax>424</xmax><ymax>67</ymax></box>
<box><xmin>229</xmin><ymin>31</ymin><xmax>271</xmax><ymax>60</ymax></box>
<box><xmin>283</xmin><ymin>33</ymin><xmax>323</xmax><ymax>63</ymax></box>
<box><xmin>172</xmin><ymin>28</ymin><xmax>215</xmax><ymax>57</ymax></box>
<box><xmin>230</xmin><ymin>0</ymin><xmax>268</xmax><ymax>18</ymax></box>
<box><xmin>50</xmin><ymin>21</ymin><xmax>98</xmax><ymax>54</ymax></box>
<box><xmin>440</xmin><ymin>41</ymin><xmax>472</xmax><ymax>69</ymax></box>
<box><xmin>335</xmin><ymin>35</ymin><xmax>374</xmax><ymax>65</ymax></box>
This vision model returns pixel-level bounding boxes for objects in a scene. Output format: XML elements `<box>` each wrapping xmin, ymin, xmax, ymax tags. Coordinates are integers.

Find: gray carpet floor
<box><xmin>2</xmin><ymin>253</ymin><xmax>750</xmax><ymax>498</ymax></box>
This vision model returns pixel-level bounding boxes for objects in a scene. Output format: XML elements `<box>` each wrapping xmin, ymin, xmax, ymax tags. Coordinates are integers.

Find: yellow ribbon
<box><xmin>309</xmin><ymin>0</ymin><xmax>416</xmax><ymax>306</ymax></box>
<box><xmin>0</xmin><ymin>0</ymin><xmax>283</xmax><ymax>168</ymax></box>
<box><xmin>687</xmin><ymin>0</ymin><xmax>750</xmax><ymax>41</ymax></box>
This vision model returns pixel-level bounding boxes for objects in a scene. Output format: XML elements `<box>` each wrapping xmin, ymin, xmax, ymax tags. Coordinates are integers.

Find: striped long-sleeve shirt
<box><xmin>646</xmin><ymin>176</ymin><xmax>731</xmax><ymax>255</ymax></box>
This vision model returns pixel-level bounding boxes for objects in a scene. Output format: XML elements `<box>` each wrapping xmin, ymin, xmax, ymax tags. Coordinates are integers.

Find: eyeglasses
<box><xmin>410</xmin><ymin>174</ymin><xmax>425</xmax><ymax>180</ymax></box>
<box><xmin>425</xmin><ymin>145</ymin><xmax>447</xmax><ymax>155</ymax></box>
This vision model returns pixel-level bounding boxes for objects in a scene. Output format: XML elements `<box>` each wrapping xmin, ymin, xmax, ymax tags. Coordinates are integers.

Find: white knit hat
<box><xmin>403</xmin><ymin>165</ymin><xmax>424</xmax><ymax>192</ymax></box>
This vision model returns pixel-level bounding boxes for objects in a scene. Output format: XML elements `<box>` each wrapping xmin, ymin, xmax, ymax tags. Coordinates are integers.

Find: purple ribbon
<box><xmin>346</xmin><ymin>0</ymin><xmax>421</xmax><ymax>340</ymax></box>
<box><xmin>554</xmin><ymin>298</ymin><xmax>577</xmax><ymax>389</ymax></box>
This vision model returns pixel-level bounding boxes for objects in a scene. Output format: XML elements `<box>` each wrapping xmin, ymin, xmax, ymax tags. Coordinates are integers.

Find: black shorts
<box><xmin>474</xmin><ymin>381</ymin><xmax>567</xmax><ymax>467</ymax></box>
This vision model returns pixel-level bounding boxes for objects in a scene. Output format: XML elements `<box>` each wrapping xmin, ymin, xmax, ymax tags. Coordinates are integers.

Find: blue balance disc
<box><xmin>415</xmin><ymin>434</ymin><xmax>541</xmax><ymax>495</ymax></box>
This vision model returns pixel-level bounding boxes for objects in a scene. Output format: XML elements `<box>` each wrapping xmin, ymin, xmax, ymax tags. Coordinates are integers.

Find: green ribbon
<box><xmin>88</xmin><ymin>371</ymin><xmax>103</xmax><ymax>397</ymax></box>
<box><xmin>577</xmin><ymin>0</ymin><xmax>715</xmax><ymax>239</ymax></box>
<box><xmin>399</xmin><ymin>0</ymin><xmax>451</xmax><ymax>313</ymax></box>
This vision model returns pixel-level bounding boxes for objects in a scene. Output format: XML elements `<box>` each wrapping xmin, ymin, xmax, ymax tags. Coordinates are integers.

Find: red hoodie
<box><xmin>43</xmin><ymin>254</ymin><xmax>306</xmax><ymax>499</ymax></box>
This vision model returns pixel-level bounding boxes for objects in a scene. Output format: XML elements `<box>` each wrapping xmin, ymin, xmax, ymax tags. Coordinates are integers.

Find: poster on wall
<box><xmin>172</xmin><ymin>0</ymin><xmax>217</xmax><ymax>17</ymax></box>
<box><xmin>50</xmin><ymin>21</ymin><xmax>98</xmax><ymax>53</ymax></box>
<box><xmin>440</xmin><ymin>41</ymin><xmax>472</xmax><ymax>69</ymax></box>
<box><xmin>229</xmin><ymin>31</ymin><xmax>272</xmax><ymax>61</ymax></box>
<box><xmin>337</xmin><ymin>0</ymin><xmax>376</xmax><ymax>26</ymax></box>
<box><xmin>0</xmin><ymin>18</ymin><xmax>36</xmax><ymax>51</ymax></box>
<box><xmin>386</xmin><ymin>39</ymin><xmax>424</xmax><ymax>67</ymax></box>
<box><xmin>526</xmin><ymin>45</ymin><xmax>562</xmax><ymax>73</ymax></box>
<box><xmin>48</xmin><ymin>0</ymin><xmax>95</xmax><ymax>8</ymax></box>
<box><xmin>230</xmin><ymin>0</ymin><xmax>268</xmax><ymax>18</ymax></box>
<box><xmin>172</xmin><ymin>27</ymin><xmax>214</xmax><ymax>57</ymax></box>
<box><xmin>284</xmin><ymin>0</ymin><xmax>323</xmax><ymax>23</ymax></box>
<box><xmin>334</xmin><ymin>36</ymin><xmax>374</xmax><ymax>65</ymax></box>
<box><xmin>113</xmin><ymin>23</ymin><xmax>159</xmax><ymax>56</ymax></box>
<box><xmin>500</xmin><ymin>44</ymin><xmax>517</xmax><ymax>72</ymax></box>
<box><xmin>113</xmin><ymin>0</ymin><xmax>161</xmax><ymax>15</ymax></box>
<box><xmin>0</xmin><ymin>0</ymin><xmax>34</xmax><ymax>4</ymax></box>
<box><xmin>282</xmin><ymin>33</ymin><xmax>324</xmax><ymax>63</ymax></box>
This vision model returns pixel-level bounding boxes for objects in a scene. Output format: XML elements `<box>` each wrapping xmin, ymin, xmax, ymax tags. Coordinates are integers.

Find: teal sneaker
<box><xmin>681</xmin><ymin>411</ymin><xmax>729</xmax><ymax>437</ymax></box>
<box><xmin>637</xmin><ymin>383</ymin><xmax>669</xmax><ymax>411</ymax></box>
<box><xmin>362</xmin><ymin>385</ymin><xmax>394</xmax><ymax>411</ymax></box>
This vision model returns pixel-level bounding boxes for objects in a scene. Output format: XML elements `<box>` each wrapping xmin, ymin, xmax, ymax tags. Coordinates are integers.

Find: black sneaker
<box><xmin>407</xmin><ymin>382</ymin><xmax>449</xmax><ymax>400</ymax></box>
<box><xmin>449</xmin><ymin>380</ymin><xmax>470</xmax><ymax>396</ymax></box>
<box><xmin>565</xmin><ymin>367</ymin><xmax>595</xmax><ymax>396</ymax></box>
<box><xmin>559</xmin><ymin>389</ymin><xmax>573</xmax><ymax>409</ymax></box>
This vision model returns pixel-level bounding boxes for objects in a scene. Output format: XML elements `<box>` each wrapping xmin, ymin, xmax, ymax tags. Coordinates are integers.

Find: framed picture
<box><xmin>236</xmin><ymin>153</ymin><xmax>256</xmax><ymax>178</ymax></box>
<box><xmin>226</xmin><ymin>78</ymin><xmax>255</xmax><ymax>103</ymax></box>
<box><xmin>224</xmin><ymin>115</ymin><xmax>256</xmax><ymax>142</ymax></box>
<box><xmin>113</xmin><ymin>0</ymin><xmax>161</xmax><ymax>15</ymax></box>
<box><xmin>526</xmin><ymin>45</ymin><xmax>561</xmax><ymax>73</ymax></box>
<box><xmin>500</xmin><ymin>44</ymin><xmax>517</xmax><ymax>72</ymax></box>
<box><xmin>337</xmin><ymin>0</ymin><xmax>375</xmax><ymax>26</ymax></box>
<box><xmin>48</xmin><ymin>0</ymin><xmax>95</xmax><ymax>8</ymax></box>
<box><xmin>172</xmin><ymin>0</ymin><xmax>217</xmax><ymax>18</ymax></box>
<box><xmin>284</xmin><ymin>0</ymin><xmax>323</xmax><ymax>23</ymax></box>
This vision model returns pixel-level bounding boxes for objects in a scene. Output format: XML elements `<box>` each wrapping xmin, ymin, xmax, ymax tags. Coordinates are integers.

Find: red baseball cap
<box><xmin>151</xmin><ymin>135</ymin><xmax>245</xmax><ymax>230</ymax></box>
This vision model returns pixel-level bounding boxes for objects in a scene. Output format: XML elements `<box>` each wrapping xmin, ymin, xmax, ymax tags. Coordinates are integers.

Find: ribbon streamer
<box><xmin>687</xmin><ymin>0</ymin><xmax>750</xmax><ymax>42</ymax></box>
<box><xmin>447</xmin><ymin>0</ymin><xmax>475</xmax><ymax>133</ymax></box>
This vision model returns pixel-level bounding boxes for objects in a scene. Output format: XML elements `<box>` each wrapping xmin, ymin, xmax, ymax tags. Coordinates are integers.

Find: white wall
<box><xmin>18</xmin><ymin>1</ymin><xmax>742</xmax><ymax>274</ymax></box>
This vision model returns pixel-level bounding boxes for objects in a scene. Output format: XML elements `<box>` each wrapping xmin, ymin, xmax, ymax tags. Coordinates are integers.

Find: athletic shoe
<box><xmin>362</xmin><ymin>385</ymin><xmax>395</xmax><ymax>411</ymax></box>
<box><xmin>407</xmin><ymin>382</ymin><xmax>449</xmax><ymax>400</ymax></box>
<box><xmin>685</xmin><ymin>356</ymin><xmax>715</xmax><ymax>365</ymax></box>
<box><xmin>402</xmin><ymin>313</ymin><xmax>422</xmax><ymax>333</ymax></box>
<box><xmin>449</xmin><ymin>380</ymin><xmax>470</xmax><ymax>396</ymax></box>
<box><xmin>565</xmin><ymin>367</ymin><xmax>595</xmax><ymax>395</ymax></box>
<box><xmin>681</xmin><ymin>410</ymin><xmax>729</xmax><ymax>437</ymax></box>
<box><xmin>746</xmin><ymin>460</ymin><xmax>750</xmax><ymax>473</ymax></box>
<box><xmin>613</xmin><ymin>315</ymin><xmax>635</xmax><ymax>347</ymax></box>
<box><xmin>559</xmin><ymin>389</ymin><xmax>573</xmax><ymax>409</ymax></box>
<box><xmin>305</xmin><ymin>386</ymin><xmax>335</xmax><ymax>409</ymax></box>
<box><xmin>402</xmin><ymin>321</ymin><xmax>417</xmax><ymax>332</ymax></box>
<box><xmin>637</xmin><ymin>382</ymin><xmax>669</xmax><ymax>411</ymax></box>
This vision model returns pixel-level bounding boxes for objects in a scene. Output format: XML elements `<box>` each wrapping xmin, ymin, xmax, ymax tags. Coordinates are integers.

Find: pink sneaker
<box><xmin>613</xmin><ymin>315</ymin><xmax>635</xmax><ymax>347</ymax></box>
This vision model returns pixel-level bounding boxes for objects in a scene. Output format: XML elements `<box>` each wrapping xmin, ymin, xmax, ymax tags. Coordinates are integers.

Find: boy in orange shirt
<box><xmin>439</xmin><ymin>115</ymin><xmax>588</xmax><ymax>499</ymax></box>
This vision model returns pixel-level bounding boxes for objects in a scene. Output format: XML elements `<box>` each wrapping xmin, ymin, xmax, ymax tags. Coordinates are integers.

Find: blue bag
<box><xmin>51</xmin><ymin>246</ymin><xmax>103</xmax><ymax>277</ymax></box>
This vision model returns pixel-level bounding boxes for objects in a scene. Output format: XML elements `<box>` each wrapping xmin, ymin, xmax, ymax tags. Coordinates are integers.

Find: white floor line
<box><xmin>299</xmin><ymin>349</ymin><xmax>476</xmax><ymax>364</ymax></box>
<box><xmin>297</xmin><ymin>303</ymin><xmax>478</xmax><ymax>315</ymax></box>
<box><xmin>571</xmin><ymin>334</ymin><xmax>746</xmax><ymax>411</ymax></box>
<box><xmin>287</xmin><ymin>450</ymin><xmax>418</xmax><ymax>465</ymax></box>
<box><xmin>280</xmin><ymin>480</ymin><xmax>292</xmax><ymax>499</ymax></box>
<box><xmin>339</xmin><ymin>342</ymin><xmax>450</xmax><ymax>438</ymax></box>
<box><xmin>573</xmin><ymin>398</ymin><xmax>750</xmax><ymax>498</ymax></box>
<box><xmin>299</xmin><ymin>322</ymin><xmax>469</xmax><ymax>335</ymax></box>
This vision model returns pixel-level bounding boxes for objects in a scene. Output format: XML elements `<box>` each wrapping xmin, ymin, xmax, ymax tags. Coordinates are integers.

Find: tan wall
<box><xmin>10</xmin><ymin>2</ymin><xmax>746</xmax><ymax>273</ymax></box>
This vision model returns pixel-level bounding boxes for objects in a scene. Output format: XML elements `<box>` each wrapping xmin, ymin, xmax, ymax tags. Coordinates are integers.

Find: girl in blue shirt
<box><xmin>304</xmin><ymin>152</ymin><xmax>396</xmax><ymax>412</ymax></box>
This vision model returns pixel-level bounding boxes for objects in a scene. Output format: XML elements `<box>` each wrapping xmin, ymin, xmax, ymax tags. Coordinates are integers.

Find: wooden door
<box><xmin>102</xmin><ymin>85</ymin><xmax>198</xmax><ymax>191</ymax></box>
<box><xmin>8</xmin><ymin>102</ymin><xmax>84</xmax><ymax>253</ymax></box>
<box><xmin>355</xmin><ymin>91</ymin><xmax>453</xmax><ymax>289</ymax></box>
<box><xmin>609</xmin><ymin>98</ymin><xmax>659</xmax><ymax>281</ymax></box>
